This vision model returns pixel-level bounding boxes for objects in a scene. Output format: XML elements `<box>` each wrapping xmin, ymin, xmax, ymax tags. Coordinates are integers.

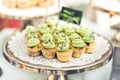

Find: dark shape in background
<box><xmin>59</xmin><ymin>7</ymin><xmax>83</xmax><ymax>25</ymax></box>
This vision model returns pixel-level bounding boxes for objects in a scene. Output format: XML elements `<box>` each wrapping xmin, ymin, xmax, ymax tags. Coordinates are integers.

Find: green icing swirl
<box><xmin>27</xmin><ymin>37</ymin><xmax>40</xmax><ymax>47</ymax></box>
<box><xmin>72</xmin><ymin>39</ymin><xmax>85</xmax><ymax>48</ymax></box>
<box><xmin>38</xmin><ymin>23</ymin><xmax>49</xmax><ymax>34</ymax></box>
<box><xmin>62</xmin><ymin>24</ymin><xmax>75</xmax><ymax>35</ymax></box>
<box><xmin>47</xmin><ymin>19</ymin><xmax>57</xmax><ymax>27</ymax></box>
<box><xmin>42</xmin><ymin>40</ymin><xmax>55</xmax><ymax>49</ymax></box>
<box><xmin>54</xmin><ymin>32</ymin><xmax>65</xmax><ymax>40</ymax></box>
<box><xmin>38</xmin><ymin>23</ymin><xmax>48</xmax><ymax>29</ymax></box>
<box><xmin>82</xmin><ymin>36</ymin><xmax>94</xmax><ymax>43</ymax></box>
<box><xmin>75</xmin><ymin>27</ymin><xmax>92</xmax><ymax>36</ymax></box>
<box><xmin>64</xmin><ymin>27</ymin><xmax>75</xmax><ymax>35</ymax></box>
<box><xmin>27</xmin><ymin>32</ymin><xmax>38</xmax><ymax>39</ymax></box>
<box><xmin>26</xmin><ymin>26</ymin><xmax>36</xmax><ymax>34</ymax></box>
<box><xmin>41</xmin><ymin>33</ymin><xmax>53</xmax><ymax>42</ymax></box>
<box><xmin>69</xmin><ymin>33</ymin><xmax>81</xmax><ymax>41</ymax></box>
<box><xmin>57</xmin><ymin>42</ymin><xmax>69</xmax><ymax>51</ymax></box>
<box><xmin>52</xmin><ymin>25</ymin><xmax>62</xmax><ymax>33</ymax></box>
<box><xmin>41</xmin><ymin>28</ymin><xmax>52</xmax><ymax>34</ymax></box>
<box><xmin>57</xmin><ymin>35</ymin><xmax>70</xmax><ymax>43</ymax></box>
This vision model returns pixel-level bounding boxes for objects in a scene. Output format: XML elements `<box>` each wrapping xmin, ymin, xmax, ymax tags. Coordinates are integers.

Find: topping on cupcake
<box><xmin>72</xmin><ymin>39</ymin><xmax>85</xmax><ymax>48</ymax></box>
<box><xmin>27</xmin><ymin>37</ymin><xmax>40</xmax><ymax>47</ymax></box>
<box><xmin>42</xmin><ymin>39</ymin><xmax>55</xmax><ymax>49</ymax></box>
<box><xmin>63</xmin><ymin>24</ymin><xmax>75</xmax><ymax>36</ymax></box>
<box><xmin>41</xmin><ymin>33</ymin><xmax>53</xmax><ymax>42</ymax></box>
<box><xmin>75</xmin><ymin>26</ymin><xmax>92</xmax><ymax>37</ymax></box>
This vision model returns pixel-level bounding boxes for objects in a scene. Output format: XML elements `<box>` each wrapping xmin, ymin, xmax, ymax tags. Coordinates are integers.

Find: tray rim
<box><xmin>3</xmin><ymin>33</ymin><xmax>113</xmax><ymax>75</ymax></box>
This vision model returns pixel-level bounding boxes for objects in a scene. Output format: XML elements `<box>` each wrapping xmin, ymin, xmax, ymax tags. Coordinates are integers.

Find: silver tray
<box><xmin>3</xmin><ymin>34</ymin><xmax>113</xmax><ymax>80</ymax></box>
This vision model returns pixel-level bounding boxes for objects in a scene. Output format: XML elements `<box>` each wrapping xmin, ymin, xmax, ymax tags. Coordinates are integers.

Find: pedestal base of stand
<box><xmin>48</xmin><ymin>74</ymin><xmax>68</xmax><ymax>80</ymax></box>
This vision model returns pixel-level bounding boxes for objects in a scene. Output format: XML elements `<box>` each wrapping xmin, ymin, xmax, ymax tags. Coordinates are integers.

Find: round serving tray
<box><xmin>3</xmin><ymin>34</ymin><xmax>113</xmax><ymax>75</ymax></box>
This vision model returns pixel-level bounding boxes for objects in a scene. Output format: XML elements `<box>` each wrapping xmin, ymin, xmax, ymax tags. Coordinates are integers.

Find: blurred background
<box><xmin>1</xmin><ymin>0</ymin><xmax>120</xmax><ymax>80</ymax></box>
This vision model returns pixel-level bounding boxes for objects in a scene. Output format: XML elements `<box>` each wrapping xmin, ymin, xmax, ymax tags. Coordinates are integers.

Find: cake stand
<box><xmin>0</xmin><ymin>0</ymin><xmax>63</xmax><ymax>30</ymax></box>
<box><xmin>3</xmin><ymin>35</ymin><xmax>113</xmax><ymax>80</ymax></box>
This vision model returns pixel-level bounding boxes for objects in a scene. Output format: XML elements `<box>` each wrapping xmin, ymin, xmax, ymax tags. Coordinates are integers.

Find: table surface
<box><xmin>0</xmin><ymin>18</ymin><xmax>118</xmax><ymax>80</ymax></box>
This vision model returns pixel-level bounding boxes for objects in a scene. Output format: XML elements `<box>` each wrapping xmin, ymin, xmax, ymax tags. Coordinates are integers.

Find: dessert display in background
<box><xmin>2</xmin><ymin>0</ymin><xmax>54</xmax><ymax>9</ymax></box>
<box><xmin>0</xmin><ymin>0</ymin><xmax>64</xmax><ymax>19</ymax></box>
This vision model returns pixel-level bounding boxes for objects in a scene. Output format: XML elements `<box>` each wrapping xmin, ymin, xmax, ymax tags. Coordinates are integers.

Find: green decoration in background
<box><xmin>59</xmin><ymin>7</ymin><xmax>83</xmax><ymax>24</ymax></box>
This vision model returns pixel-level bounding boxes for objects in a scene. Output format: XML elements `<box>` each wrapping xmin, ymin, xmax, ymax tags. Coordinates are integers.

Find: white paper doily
<box><xmin>8</xmin><ymin>31</ymin><xmax>110</xmax><ymax>68</ymax></box>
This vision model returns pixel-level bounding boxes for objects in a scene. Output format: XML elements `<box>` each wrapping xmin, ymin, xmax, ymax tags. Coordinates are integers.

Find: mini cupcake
<box><xmin>38</xmin><ymin>23</ymin><xmax>52</xmax><ymax>34</ymax></box>
<box><xmin>82</xmin><ymin>35</ymin><xmax>95</xmax><ymax>53</ymax></box>
<box><xmin>41</xmin><ymin>33</ymin><xmax>53</xmax><ymax>42</ymax></box>
<box><xmin>57</xmin><ymin>33</ymin><xmax>70</xmax><ymax>44</ymax></box>
<box><xmin>69</xmin><ymin>33</ymin><xmax>81</xmax><ymax>48</ymax></box>
<box><xmin>25</xmin><ymin>26</ymin><xmax>41</xmax><ymax>41</ymax></box>
<box><xmin>63</xmin><ymin>24</ymin><xmax>75</xmax><ymax>36</ymax></box>
<box><xmin>47</xmin><ymin>18</ymin><xmax>57</xmax><ymax>28</ymax></box>
<box><xmin>70</xmin><ymin>33</ymin><xmax>86</xmax><ymax>58</ymax></box>
<box><xmin>75</xmin><ymin>26</ymin><xmax>92</xmax><ymax>37</ymax></box>
<box><xmin>75</xmin><ymin>26</ymin><xmax>95</xmax><ymax>53</ymax></box>
<box><xmin>41</xmin><ymin>34</ymin><xmax>56</xmax><ymax>59</ymax></box>
<box><xmin>27</xmin><ymin>36</ymin><xmax>41</xmax><ymax>57</ymax></box>
<box><xmin>51</xmin><ymin>25</ymin><xmax>62</xmax><ymax>34</ymax></box>
<box><xmin>25</xmin><ymin>26</ymin><xmax>41</xmax><ymax>56</ymax></box>
<box><xmin>26</xmin><ymin>25</ymin><xmax>37</xmax><ymax>33</ymax></box>
<box><xmin>56</xmin><ymin>39</ymin><xmax>73</xmax><ymax>62</ymax></box>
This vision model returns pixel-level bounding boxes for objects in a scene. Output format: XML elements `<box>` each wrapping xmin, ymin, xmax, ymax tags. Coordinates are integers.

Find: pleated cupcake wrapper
<box><xmin>85</xmin><ymin>42</ymin><xmax>95</xmax><ymax>53</ymax></box>
<box><xmin>42</xmin><ymin>48</ymin><xmax>56</xmax><ymax>59</ymax></box>
<box><xmin>72</xmin><ymin>46</ymin><xmax>86</xmax><ymax>58</ymax></box>
<box><xmin>56</xmin><ymin>49</ymin><xmax>73</xmax><ymax>62</ymax></box>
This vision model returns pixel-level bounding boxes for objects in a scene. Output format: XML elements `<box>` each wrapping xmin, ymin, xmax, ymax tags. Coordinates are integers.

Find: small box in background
<box><xmin>0</xmin><ymin>18</ymin><xmax>23</xmax><ymax>31</ymax></box>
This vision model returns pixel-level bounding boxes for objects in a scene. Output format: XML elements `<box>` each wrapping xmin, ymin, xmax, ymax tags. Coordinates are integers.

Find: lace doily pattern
<box><xmin>8</xmin><ymin>32</ymin><xmax>110</xmax><ymax>67</ymax></box>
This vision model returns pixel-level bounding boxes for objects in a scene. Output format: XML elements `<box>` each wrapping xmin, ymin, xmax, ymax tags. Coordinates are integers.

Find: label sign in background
<box><xmin>59</xmin><ymin>7</ymin><xmax>83</xmax><ymax>24</ymax></box>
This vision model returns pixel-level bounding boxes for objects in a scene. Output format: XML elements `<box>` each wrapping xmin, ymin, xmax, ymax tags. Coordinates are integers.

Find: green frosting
<box><xmin>63</xmin><ymin>24</ymin><xmax>74</xmax><ymax>35</ymax></box>
<box><xmin>54</xmin><ymin>32</ymin><xmax>70</xmax><ymax>43</ymax></box>
<box><xmin>42</xmin><ymin>40</ymin><xmax>55</xmax><ymax>49</ymax></box>
<box><xmin>42</xmin><ymin>28</ymin><xmax>52</xmax><ymax>34</ymax></box>
<box><xmin>52</xmin><ymin>25</ymin><xmax>62</xmax><ymax>33</ymax></box>
<box><xmin>53</xmin><ymin>32</ymin><xmax>59</xmax><ymax>40</ymax></box>
<box><xmin>57</xmin><ymin>42</ymin><xmax>69</xmax><ymax>51</ymax></box>
<box><xmin>27</xmin><ymin>37</ymin><xmax>40</xmax><ymax>47</ymax></box>
<box><xmin>75</xmin><ymin>27</ymin><xmax>92</xmax><ymax>37</ymax></box>
<box><xmin>27</xmin><ymin>32</ymin><xmax>38</xmax><ymax>39</ymax></box>
<box><xmin>26</xmin><ymin>26</ymin><xmax>37</xmax><ymax>34</ymax></box>
<box><xmin>54</xmin><ymin>32</ymin><xmax>65</xmax><ymax>40</ymax></box>
<box><xmin>57</xmin><ymin>35</ymin><xmax>70</xmax><ymax>43</ymax></box>
<box><xmin>59</xmin><ymin>32</ymin><xmax>66</xmax><ymax>37</ymax></box>
<box><xmin>38</xmin><ymin>23</ymin><xmax>48</xmax><ymax>29</ymax></box>
<box><xmin>69</xmin><ymin>33</ymin><xmax>81</xmax><ymax>41</ymax></box>
<box><xmin>82</xmin><ymin>36</ymin><xmax>94</xmax><ymax>43</ymax></box>
<box><xmin>38</xmin><ymin>23</ymin><xmax>49</xmax><ymax>34</ymax></box>
<box><xmin>63</xmin><ymin>26</ymin><xmax>75</xmax><ymax>35</ymax></box>
<box><xmin>41</xmin><ymin>33</ymin><xmax>53</xmax><ymax>42</ymax></box>
<box><xmin>72</xmin><ymin>39</ymin><xmax>85</xmax><ymax>48</ymax></box>
<box><xmin>47</xmin><ymin>19</ymin><xmax>57</xmax><ymax>27</ymax></box>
